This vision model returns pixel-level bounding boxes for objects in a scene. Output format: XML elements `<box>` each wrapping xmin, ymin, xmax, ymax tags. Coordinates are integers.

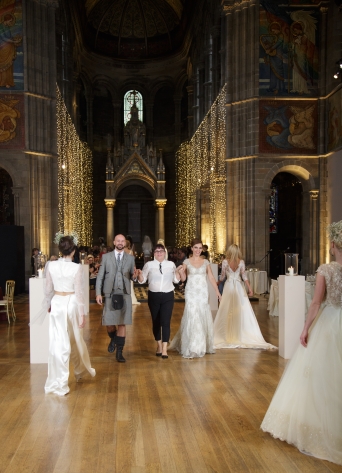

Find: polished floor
<box><xmin>0</xmin><ymin>297</ymin><xmax>341</xmax><ymax>473</ymax></box>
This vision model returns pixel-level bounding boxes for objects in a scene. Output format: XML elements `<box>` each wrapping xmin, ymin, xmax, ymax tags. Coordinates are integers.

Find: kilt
<box><xmin>102</xmin><ymin>294</ymin><xmax>132</xmax><ymax>325</ymax></box>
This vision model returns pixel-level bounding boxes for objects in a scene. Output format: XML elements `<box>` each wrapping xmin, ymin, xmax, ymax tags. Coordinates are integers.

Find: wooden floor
<box><xmin>0</xmin><ymin>298</ymin><xmax>341</xmax><ymax>473</ymax></box>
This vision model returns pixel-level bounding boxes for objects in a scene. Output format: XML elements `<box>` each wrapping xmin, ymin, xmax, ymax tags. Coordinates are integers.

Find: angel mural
<box><xmin>0</xmin><ymin>12</ymin><xmax>22</xmax><ymax>88</ymax></box>
<box><xmin>289</xmin><ymin>11</ymin><xmax>318</xmax><ymax>95</ymax></box>
<box><xmin>0</xmin><ymin>97</ymin><xmax>20</xmax><ymax>142</ymax></box>
<box><xmin>263</xmin><ymin>102</ymin><xmax>316</xmax><ymax>151</ymax></box>
<box><xmin>259</xmin><ymin>2</ymin><xmax>319</xmax><ymax>96</ymax></box>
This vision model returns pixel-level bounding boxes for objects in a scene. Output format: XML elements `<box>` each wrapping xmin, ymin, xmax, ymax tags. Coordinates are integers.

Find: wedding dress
<box><xmin>169</xmin><ymin>258</ymin><xmax>215</xmax><ymax>358</ymax></box>
<box><xmin>213</xmin><ymin>260</ymin><xmax>275</xmax><ymax>349</ymax></box>
<box><xmin>261</xmin><ymin>262</ymin><xmax>342</xmax><ymax>465</ymax></box>
<box><xmin>44</xmin><ymin>259</ymin><xmax>95</xmax><ymax>396</ymax></box>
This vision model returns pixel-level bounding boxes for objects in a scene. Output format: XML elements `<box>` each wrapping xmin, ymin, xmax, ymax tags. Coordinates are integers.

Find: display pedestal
<box><xmin>29</xmin><ymin>277</ymin><xmax>49</xmax><ymax>364</ymax></box>
<box><xmin>82</xmin><ymin>265</ymin><xmax>89</xmax><ymax>315</ymax></box>
<box><xmin>208</xmin><ymin>263</ymin><xmax>218</xmax><ymax>315</ymax></box>
<box><xmin>279</xmin><ymin>275</ymin><xmax>305</xmax><ymax>359</ymax></box>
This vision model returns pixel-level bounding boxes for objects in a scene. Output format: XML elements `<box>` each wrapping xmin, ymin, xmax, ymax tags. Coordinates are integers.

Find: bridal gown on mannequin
<box><xmin>213</xmin><ymin>260</ymin><xmax>275</xmax><ymax>349</ymax></box>
<box><xmin>169</xmin><ymin>259</ymin><xmax>214</xmax><ymax>358</ymax></box>
<box><xmin>261</xmin><ymin>262</ymin><xmax>342</xmax><ymax>465</ymax></box>
<box><xmin>44</xmin><ymin>259</ymin><xmax>95</xmax><ymax>396</ymax></box>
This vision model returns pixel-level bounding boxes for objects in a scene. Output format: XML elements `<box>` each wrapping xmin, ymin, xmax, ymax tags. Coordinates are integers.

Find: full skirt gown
<box><xmin>45</xmin><ymin>294</ymin><xmax>95</xmax><ymax>396</ymax></box>
<box><xmin>261</xmin><ymin>303</ymin><xmax>342</xmax><ymax>465</ymax></box>
<box><xmin>213</xmin><ymin>275</ymin><xmax>276</xmax><ymax>349</ymax></box>
<box><xmin>169</xmin><ymin>259</ymin><xmax>214</xmax><ymax>358</ymax></box>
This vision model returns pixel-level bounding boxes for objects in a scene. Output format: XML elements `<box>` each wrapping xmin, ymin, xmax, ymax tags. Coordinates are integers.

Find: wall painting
<box><xmin>0</xmin><ymin>0</ymin><xmax>23</xmax><ymax>91</ymax></box>
<box><xmin>0</xmin><ymin>93</ymin><xmax>24</xmax><ymax>148</ymax></box>
<box><xmin>259</xmin><ymin>1</ymin><xmax>320</xmax><ymax>97</ymax></box>
<box><xmin>259</xmin><ymin>99</ymin><xmax>317</xmax><ymax>154</ymax></box>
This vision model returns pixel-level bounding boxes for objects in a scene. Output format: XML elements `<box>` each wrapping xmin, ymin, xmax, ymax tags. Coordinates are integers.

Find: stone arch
<box><xmin>92</xmin><ymin>75</ymin><xmax>118</xmax><ymax>102</ymax></box>
<box><xmin>115</xmin><ymin>177</ymin><xmax>156</xmax><ymax>200</ymax></box>
<box><xmin>150</xmin><ymin>78</ymin><xmax>175</xmax><ymax>102</ymax></box>
<box><xmin>263</xmin><ymin>160</ymin><xmax>316</xmax><ymax>193</ymax></box>
<box><xmin>0</xmin><ymin>159</ymin><xmax>20</xmax><ymax>188</ymax></box>
<box><xmin>120</xmin><ymin>81</ymin><xmax>149</xmax><ymax>102</ymax></box>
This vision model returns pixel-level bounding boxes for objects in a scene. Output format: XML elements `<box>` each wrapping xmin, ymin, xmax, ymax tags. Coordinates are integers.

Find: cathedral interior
<box><xmin>0</xmin><ymin>0</ymin><xmax>342</xmax><ymax>287</ymax></box>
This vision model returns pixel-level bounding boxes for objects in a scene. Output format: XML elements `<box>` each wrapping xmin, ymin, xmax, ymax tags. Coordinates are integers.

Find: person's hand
<box><xmin>217</xmin><ymin>293</ymin><xmax>222</xmax><ymax>302</ymax></box>
<box><xmin>216</xmin><ymin>280</ymin><xmax>220</xmax><ymax>286</ymax></box>
<box><xmin>79</xmin><ymin>314</ymin><xmax>85</xmax><ymax>328</ymax></box>
<box><xmin>96</xmin><ymin>295</ymin><xmax>103</xmax><ymax>305</ymax></box>
<box><xmin>248</xmin><ymin>290</ymin><xmax>253</xmax><ymax>297</ymax></box>
<box><xmin>300</xmin><ymin>327</ymin><xmax>309</xmax><ymax>348</ymax></box>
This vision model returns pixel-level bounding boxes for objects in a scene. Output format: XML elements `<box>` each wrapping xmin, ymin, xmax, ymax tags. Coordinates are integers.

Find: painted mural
<box><xmin>259</xmin><ymin>1</ymin><xmax>319</xmax><ymax>97</ymax></box>
<box><xmin>0</xmin><ymin>93</ymin><xmax>24</xmax><ymax>148</ymax></box>
<box><xmin>0</xmin><ymin>0</ymin><xmax>23</xmax><ymax>91</ymax></box>
<box><xmin>327</xmin><ymin>88</ymin><xmax>342</xmax><ymax>152</ymax></box>
<box><xmin>259</xmin><ymin>99</ymin><xmax>317</xmax><ymax>154</ymax></box>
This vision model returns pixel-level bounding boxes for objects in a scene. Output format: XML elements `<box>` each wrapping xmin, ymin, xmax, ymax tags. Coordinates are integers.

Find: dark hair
<box><xmin>31</xmin><ymin>247</ymin><xmax>39</xmax><ymax>254</ymax></box>
<box><xmin>58</xmin><ymin>236</ymin><xmax>75</xmax><ymax>256</ymax></box>
<box><xmin>126</xmin><ymin>235</ymin><xmax>133</xmax><ymax>245</ymax></box>
<box><xmin>153</xmin><ymin>243</ymin><xmax>165</xmax><ymax>252</ymax></box>
<box><xmin>191</xmin><ymin>238</ymin><xmax>203</xmax><ymax>247</ymax></box>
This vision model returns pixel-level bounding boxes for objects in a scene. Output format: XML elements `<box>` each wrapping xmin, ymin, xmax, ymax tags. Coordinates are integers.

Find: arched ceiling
<box><xmin>79</xmin><ymin>0</ymin><xmax>192</xmax><ymax>60</ymax></box>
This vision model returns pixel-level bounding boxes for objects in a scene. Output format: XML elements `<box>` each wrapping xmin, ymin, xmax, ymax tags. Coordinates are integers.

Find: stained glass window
<box><xmin>124</xmin><ymin>90</ymin><xmax>143</xmax><ymax>125</ymax></box>
<box><xmin>269</xmin><ymin>186</ymin><xmax>278</xmax><ymax>233</ymax></box>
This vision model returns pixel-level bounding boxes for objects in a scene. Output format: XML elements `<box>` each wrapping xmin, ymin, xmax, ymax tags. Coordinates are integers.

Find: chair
<box><xmin>0</xmin><ymin>280</ymin><xmax>16</xmax><ymax>323</ymax></box>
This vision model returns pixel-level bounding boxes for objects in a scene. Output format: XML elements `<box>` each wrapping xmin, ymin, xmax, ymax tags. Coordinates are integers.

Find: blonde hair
<box><xmin>327</xmin><ymin>221</ymin><xmax>342</xmax><ymax>251</ymax></box>
<box><xmin>226</xmin><ymin>244</ymin><xmax>242</xmax><ymax>263</ymax></box>
<box><xmin>125</xmin><ymin>239</ymin><xmax>131</xmax><ymax>250</ymax></box>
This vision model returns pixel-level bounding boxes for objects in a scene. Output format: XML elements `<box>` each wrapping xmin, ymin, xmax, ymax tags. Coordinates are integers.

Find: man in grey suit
<box><xmin>96</xmin><ymin>234</ymin><xmax>136</xmax><ymax>362</ymax></box>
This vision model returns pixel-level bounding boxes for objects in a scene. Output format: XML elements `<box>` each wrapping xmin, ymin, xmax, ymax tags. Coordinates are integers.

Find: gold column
<box><xmin>155</xmin><ymin>199</ymin><xmax>167</xmax><ymax>241</ymax></box>
<box><xmin>105</xmin><ymin>199</ymin><xmax>116</xmax><ymax>246</ymax></box>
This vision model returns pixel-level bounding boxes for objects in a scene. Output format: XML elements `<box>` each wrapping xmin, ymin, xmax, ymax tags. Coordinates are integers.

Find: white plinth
<box><xmin>82</xmin><ymin>264</ymin><xmax>89</xmax><ymax>315</ymax></box>
<box><xmin>279</xmin><ymin>275</ymin><xmax>305</xmax><ymax>359</ymax></box>
<box><xmin>29</xmin><ymin>277</ymin><xmax>49</xmax><ymax>364</ymax></box>
<box><xmin>208</xmin><ymin>263</ymin><xmax>218</xmax><ymax>311</ymax></box>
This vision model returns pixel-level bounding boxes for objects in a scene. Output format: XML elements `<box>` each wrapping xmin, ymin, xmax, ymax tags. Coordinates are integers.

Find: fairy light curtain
<box><xmin>176</xmin><ymin>84</ymin><xmax>227</xmax><ymax>257</ymax></box>
<box><xmin>57</xmin><ymin>86</ymin><xmax>93</xmax><ymax>245</ymax></box>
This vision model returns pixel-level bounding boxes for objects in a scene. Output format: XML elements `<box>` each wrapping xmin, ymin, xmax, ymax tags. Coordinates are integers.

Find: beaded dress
<box><xmin>261</xmin><ymin>262</ymin><xmax>342</xmax><ymax>465</ymax></box>
<box><xmin>169</xmin><ymin>259</ymin><xmax>214</xmax><ymax>358</ymax></box>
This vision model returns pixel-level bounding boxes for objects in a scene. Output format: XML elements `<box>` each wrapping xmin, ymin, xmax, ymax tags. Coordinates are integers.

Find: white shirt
<box><xmin>114</xmin><ymin>250</ymin><xmax>124</xmax><ymax>260</ymax></box>
<box><xmin>139</xmin><ymin>259</ymin><xmax>180</xmax><ymax>292</ymax></box>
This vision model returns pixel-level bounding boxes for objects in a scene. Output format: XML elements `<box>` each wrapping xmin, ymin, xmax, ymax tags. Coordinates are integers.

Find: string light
<box><xmin>56</xmin><ymin>87</ymin><xmax>93</xmax><ymax>246</ymax></box>
<box><xmin>176</xmin><ymin>84</ymin><xmax>227</xmax><ymax>259</ymax></box>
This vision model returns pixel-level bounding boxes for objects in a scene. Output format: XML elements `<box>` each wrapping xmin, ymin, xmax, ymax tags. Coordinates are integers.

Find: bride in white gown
<box><xmin>261</xmin><ymin>221</ymin><xmax>342</xmax><ymax>465</ymax></box>
<box><xmin>213</xmin><ymin>244</ymin><xmax>275</xmax><ymax>349</ymax></box>
<box><xmin>44</xmin><ymin>235</ymin><xmax>95</xmax><ymax>396</ymax></box>
<box><xmin>169</xmin><ymin>239</ymin><xmax>222</xmax><ymax>358</ymax></box>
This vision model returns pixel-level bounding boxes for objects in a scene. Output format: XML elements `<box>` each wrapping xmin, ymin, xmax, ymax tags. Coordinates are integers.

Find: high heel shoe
<box><xmin>156</xmin><ymin>352</ymin><xmax>162</xmax><ymax>357</ymax></box>
<box><xmin>161</xmin><ymin>354</ymin><xmax>168</xmax><ymax>359</ymax></box>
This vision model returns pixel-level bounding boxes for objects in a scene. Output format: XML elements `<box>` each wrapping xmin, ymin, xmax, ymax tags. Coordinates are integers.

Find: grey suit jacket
<box><xmin>96</xmin><ymin>252</ymin><xmax>135</xmax><ymax>296</ymax></box>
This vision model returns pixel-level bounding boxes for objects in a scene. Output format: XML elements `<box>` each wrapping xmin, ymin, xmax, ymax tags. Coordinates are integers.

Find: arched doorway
<box><xmin>269</xmin><ymin>172</ymin><xmax>303</xmax><ymax>278</ymax></box>
<box><xmin>0</xmin><ymin>167</ymin><xmax>14</xmax><ymax>225</ymax></box>
<box><xmin>114</xmin><ymin>184</ymin><xmax>155</xmax><ymax>250</ymax></box>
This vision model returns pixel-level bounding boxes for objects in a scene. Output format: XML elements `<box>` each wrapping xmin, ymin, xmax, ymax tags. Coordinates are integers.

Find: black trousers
<box><xmin>147</xmin><ymin>290</ymin><xmax>174</xmax><ymax>343</ymax></box>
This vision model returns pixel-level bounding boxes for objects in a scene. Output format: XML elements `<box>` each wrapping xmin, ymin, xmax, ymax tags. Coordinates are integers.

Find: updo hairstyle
<box><xmin>191</xmin><ymin>238</ymin><xmax>203</xmax><ymax>247</ymax></box>
<box><xmin>327</xmin><ymin>220</ymin><xmax>342</xmax><ymax>251</ymax></box>
<box><xmin>58</xmin><ymin>236</ymin><xmax>75</xmax><ymax>256</ymax></box>
<box><xmin>226</xmin><ymin>244</ymin><xmax>242</xmax><ymax>262</ymax></box>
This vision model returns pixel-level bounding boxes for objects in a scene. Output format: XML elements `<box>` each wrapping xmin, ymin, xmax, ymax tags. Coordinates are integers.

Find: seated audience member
<box><xmin>201</xmin><ymin>245</ymin><xmax>209</xmax><ymax>259</ymax></box>
<box><xmin>176</xmin><ymin>247</ymin><xmax>187</xmax><ymax>267</ymax></box>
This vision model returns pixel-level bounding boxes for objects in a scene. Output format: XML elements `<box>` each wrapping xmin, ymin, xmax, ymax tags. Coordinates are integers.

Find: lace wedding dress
<box><xmin>261</xmin><ymin>262</ymin><xmax>342</xmax><ymax>465</ymax></box>
<box><xmin>213</xmin><ymin>260</ymin><xmax>275</xmax><ymax>349</ymax></box>
<box><xmin>169</xmin><ymin>258</ymin><xmax>215</xmax><ymax>358</ymax></box>
<box><xmin>44</xmin><ymin>259</ymin><xmax>96</xmax><ymax>396</ymax></box>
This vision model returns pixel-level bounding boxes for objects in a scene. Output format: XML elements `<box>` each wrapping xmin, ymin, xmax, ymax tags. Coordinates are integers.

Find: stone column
<box><xmin>174</xmin><ymin>96</ymin><xmax>182</xmax><ymax>147</ymax></box>
<box><xmin>105</xmin><ymin>199</ymin><xmax>116</xmax><ymax>246</ymax></box>
<box><xmin>85</xmin><ymin>91</ymin><xmax>93</xmax><ymax>147</ymax></box>
<box><xmin>155</xmin><ymin>199</ymin><xmax>167</xmax><ymax>240</ymax></box>
<box><xmin>186</xmin><ymin>85</ymin><xmax>194</xmax><ymax>138</ymax></box>
<box><xmin>309</xmin><ymin>190</ymin><xmax>319</xmax><ymax>272</ymax></box>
